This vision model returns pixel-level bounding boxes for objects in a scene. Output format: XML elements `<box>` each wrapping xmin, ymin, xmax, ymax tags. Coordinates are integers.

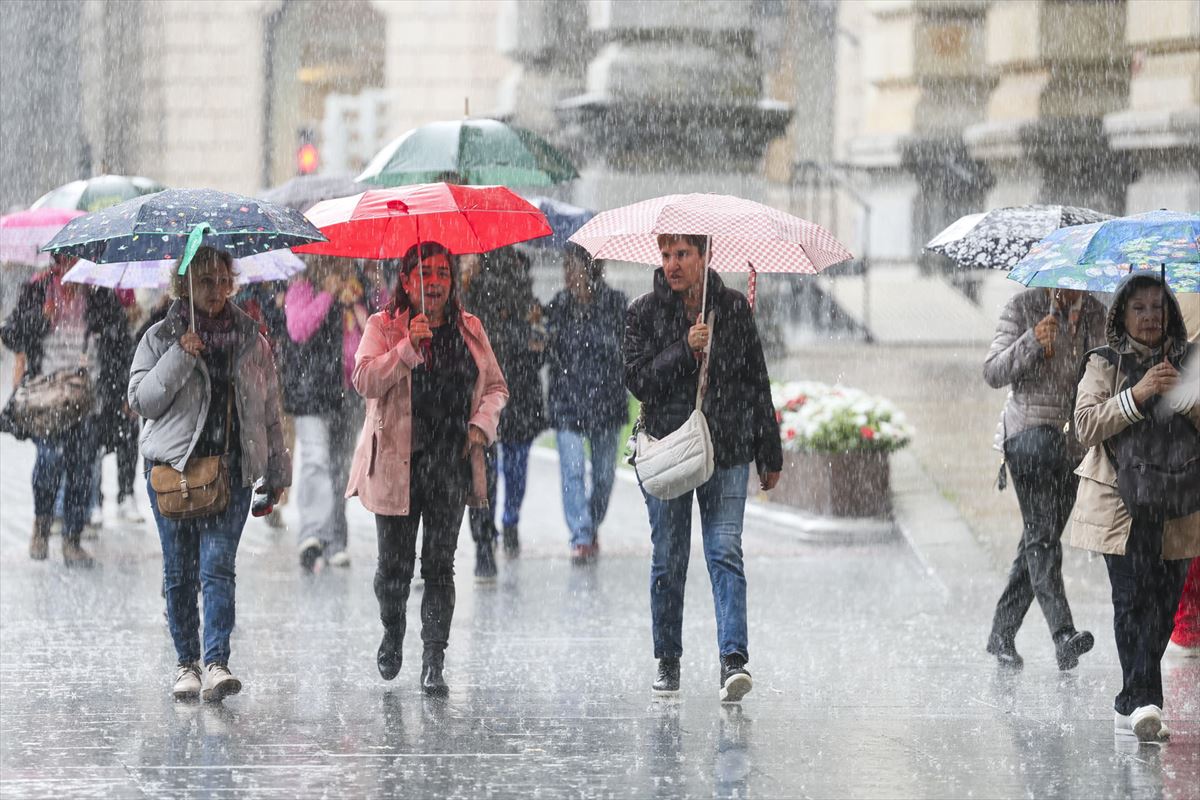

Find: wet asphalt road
<box><xmin>0</xmin><ymin>430</ymin><xmax>1197</xmax><ymax>799</ymax></box>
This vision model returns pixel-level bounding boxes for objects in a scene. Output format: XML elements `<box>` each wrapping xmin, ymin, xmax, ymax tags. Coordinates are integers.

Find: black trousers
<box><xmin>374</xmin><ymin>449</ymin><xmax>467</xmax><ymax>655</ymax></box>
<box><xmin>1104</xmin><ymin>513</ymin><xmax>1191</xmax><ymax>715</ymax></box>
<box><xmin>990</xmin><ymin>426</ymin><xmax>1078</xmax><ymax>643</ymax></box>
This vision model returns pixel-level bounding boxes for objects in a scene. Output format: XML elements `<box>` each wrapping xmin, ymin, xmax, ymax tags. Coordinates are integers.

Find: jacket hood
<box><xmin>652</xmin><ymin>267</ymin><xmax>726</xmax><ymax>311</ymax></box>
<box><xmin>1105</xmin><ymin>271</ymin><xmax>1188</xmax><ymax>357</ymax></box>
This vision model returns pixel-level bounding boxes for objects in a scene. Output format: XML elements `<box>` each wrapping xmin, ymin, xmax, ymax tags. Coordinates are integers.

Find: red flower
<box><xmin>860</xmin><ymin>426</ymin><xmax>875</xmax><ymax>440</ymax></box>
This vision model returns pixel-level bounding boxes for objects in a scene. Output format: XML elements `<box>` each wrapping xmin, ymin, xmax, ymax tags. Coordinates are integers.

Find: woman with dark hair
<box><xmin>1071</xmin><ymin>272</ymin><xmax>1200</xmax><ymax>742</ymax></box>
<box><xmin>546</xmin><ymin>243</ymin><xmax>628</xmax><ymax>563</ymax></box>
<box><xmin>129</xmin><ymin>246</ymin><xmax>291</xmax><ymax>701</ymax></box>
<box><xmin>346</xmin><ymin>241</ymin><xmax>508</xmax><ymax>695</ymax></box>
<box><xmin>1</xmin><ymin>253</ymin><xmax>130</xmax><ymax>566</ymax></box>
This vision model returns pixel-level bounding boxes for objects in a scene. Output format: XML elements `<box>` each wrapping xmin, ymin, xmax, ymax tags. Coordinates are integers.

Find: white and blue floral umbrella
<box><xmin>1008</xmin><ymin>210</ymin><xmax>1200</xmax><ymax>293</ymax></box>
<box><xmin>925</xmin><ymin>204</ymin><xmax>1112</xmax><ymax>270</ymax></box>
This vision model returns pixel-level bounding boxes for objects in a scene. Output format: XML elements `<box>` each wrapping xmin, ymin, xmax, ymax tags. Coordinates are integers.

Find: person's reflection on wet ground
<box><xmin>713</xmin><ymin>704</ymin><xmax>752</xmax><ymax>797</ymax></box>
<box><xmin>648</xmin><ymin>701</ymin><xmax>687</xmax><ymax>799</ymax></box>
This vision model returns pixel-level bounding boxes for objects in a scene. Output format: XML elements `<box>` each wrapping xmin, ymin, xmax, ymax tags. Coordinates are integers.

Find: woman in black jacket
<box><xmin>1</xmin><ymin>254</ymin><xmax>131</xmax><ymax>566</ymax></box>
<box><xmin>624</xmin><ymin>234</ymin><xmax>781</xmax><ymax>703</ymax></box>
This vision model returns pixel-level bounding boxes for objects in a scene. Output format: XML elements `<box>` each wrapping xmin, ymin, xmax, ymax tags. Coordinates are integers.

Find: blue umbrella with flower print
<box><xmin>1008</xmin><ymin>210</ymin><xmax>1200</xmax><ymax>293</ymax></box>
<box><xmin>41</xmin><ymin>187</ymin><xmax>327</xmax><ymax>328</ymax></box>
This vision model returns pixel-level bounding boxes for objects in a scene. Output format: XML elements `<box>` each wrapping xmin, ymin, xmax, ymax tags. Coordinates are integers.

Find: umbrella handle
<box><xmin>699</xmin><ymin>234</ymin><xmax>711</xmax><ymax>324</ymax></box>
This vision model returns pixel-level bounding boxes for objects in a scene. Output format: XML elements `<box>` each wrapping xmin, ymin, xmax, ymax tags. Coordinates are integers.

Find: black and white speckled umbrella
<box><xmin>925</xmin><ymin>205</ymin><xmax>1113</xmax><ymax>270</ymax></box>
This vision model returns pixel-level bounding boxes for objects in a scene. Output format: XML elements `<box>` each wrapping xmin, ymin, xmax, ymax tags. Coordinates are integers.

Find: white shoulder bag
<box><xmin>634</xmin><ymin>312</ymin><xmax>715</xmax><ymax>500</ymax></box>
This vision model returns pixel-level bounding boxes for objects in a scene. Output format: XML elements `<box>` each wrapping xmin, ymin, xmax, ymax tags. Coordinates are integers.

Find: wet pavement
<box><xmin>1</xmin><ymin>430</ymin><xmax>1198</xmax><ymax>799</ymax></box>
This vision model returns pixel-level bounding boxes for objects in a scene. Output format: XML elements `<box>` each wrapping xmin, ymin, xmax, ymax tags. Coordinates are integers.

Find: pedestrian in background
<box><xmin>982</xmin><ymin>286</ymin><xmax>1105</xmax><ymax>670</ymax></box>
<box><xmin>129</xmin><ymin>247</ymin><xmax>291</xmax><ymax>702</ymax></box>
<box><xmin>461</xmin><ymin>247</ymin><xmax>545</xmax><ymax>572</ymax></box>
<box><xmin>624</xmin><ymin>233</ymin><xmax>782</xmax><ymax>702</ymax></box>
<box><xmin>1168</xmin><ymin>292</ymin><xmax>1200</xmax><ymax>659</ymax></box>
<box><xmin>1071</xmin><ymin>272</ymin><xmax>1199</xmax><ymax>742</ymax></box>
<box><xmin>1</xmin><ymin>253</ymin><xmax>130</xmax><ymax>566</ymax></box>
<box><xmin>283</xmin><ymin>257</ymin><xmax>368</xmax><ymax>569</ymax></box>
<box><xmin>347</xmin><ymin>242</ymin><xmax>507</xmax><ymax>695</ymax></box>
<box><xmin>545</xmin><ymin>243</ymin><xmax>628</xmax><ymax>564</ymax></box>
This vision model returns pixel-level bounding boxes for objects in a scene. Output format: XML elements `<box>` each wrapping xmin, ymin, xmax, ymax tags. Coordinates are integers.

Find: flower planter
<box><xmin>760</xmin><ymin>449</ymin><xmax>891</xmax><ymax>518</ymax></box>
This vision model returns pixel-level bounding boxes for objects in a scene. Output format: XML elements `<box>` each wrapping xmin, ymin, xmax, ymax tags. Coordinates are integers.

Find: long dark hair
<box><xmin>387</xmin><ymin>241</ymin><xmax>459</xmax><ymax>319</ymax></box>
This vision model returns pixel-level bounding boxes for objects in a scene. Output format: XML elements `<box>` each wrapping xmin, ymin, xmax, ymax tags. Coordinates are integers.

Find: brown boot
<box><xmin>62</xmin><ymin>538</ymin><xmax>95</xmax><ymax>568</ymax></box>
<box><xmin>29</xmin><ymin>516</ymin><xmax>52</xmax><ymax>561</ymax></box>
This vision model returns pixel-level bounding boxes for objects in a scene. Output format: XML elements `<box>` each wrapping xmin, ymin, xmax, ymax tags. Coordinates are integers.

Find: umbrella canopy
<box><xmin>295</xmin><ymin>183</ymin><xmax>552</xmax><ymax>259</ymax></box>
<box><xmin>31</xmin><ymin>174</ymin><xmax>166</xmax><ymax>212</ymax></box>
<box><xmin>259</xmin><ymin>173</ymin><xmax>366</xmax><ymax>211</ymax></box>
<box><xmin>0</xmin><ymin>208</ymin><xmax>85</xmax><ymax>267</ymax></box>
<box><xmin>62</xmin><ymin>249</ymin><xmax>306</xmax><ymax>290</ymax></box>
<box><xmin>357</xmin><ymin>118</ymin><xmax>578</xmax><ymax>188</ymax></box>
<box><xmin>569</xmin><ymin>193</ymin><xmax>853</xmax><ymax>273</ymax></box>
<box><xmin>41</xmin><ymin>188</ymin><xmax>326</xmax><ymax>267</ymax></box>
<box><xmin>1009</xmin><ymin>210</ymin><xmax>1200</xmax><ymax>293</ymax></box>
<box><xmin>925</xmin><ymin>204</ymin><xmax>1113</xmax><ymax>270</ymax></box>
<box><xmin>523</xmin><ymin>196</ymin><xmax>595</xmax><ymax>249</ymax></box>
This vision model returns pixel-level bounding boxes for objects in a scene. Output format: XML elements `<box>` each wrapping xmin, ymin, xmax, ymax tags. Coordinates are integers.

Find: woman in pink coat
<box><xmin>346</xmin><ymin>242</ymin><xmax>508</xmax><ymax>695</ymax></box>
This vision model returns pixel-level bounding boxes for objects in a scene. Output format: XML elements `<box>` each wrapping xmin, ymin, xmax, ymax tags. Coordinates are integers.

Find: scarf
<box><xmin>190</xmin><ymin>305</ymin><xmax>240</xmax><ymax>352</ymax></box>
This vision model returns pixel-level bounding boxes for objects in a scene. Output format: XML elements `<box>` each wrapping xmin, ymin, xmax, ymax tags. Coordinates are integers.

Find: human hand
<box><xmin>687</xmin><ymin>322</ymin><xmax>710</xmax><ymax>352</ymax></box>
<box><xmin>1033</xmin><ymin>314</ymin><xmax>1058</xmax><ymax>350</ymax></box>
<box><xmin>759</xmin><ymin>471</ymin><xmax>781</xmax><ymax>491</ymax></box>
<box><xmin>408</xmin><ymin>313</ymin><xmax>432</xmax><ymax>347</ymax></box>
<box><xmin>462</xmin><ymin>424</ymin><xmax>488</xmax><ymax>457</ymax></box>
<box><xmin>1131</xmin><ymin>361</ymin><xmax>1179</xmax><ymax>407</ymax></box>
<box><xmin>180</xmin><ymin>331</ymin><xmax>205</xmax><ymax>356</ymax></box>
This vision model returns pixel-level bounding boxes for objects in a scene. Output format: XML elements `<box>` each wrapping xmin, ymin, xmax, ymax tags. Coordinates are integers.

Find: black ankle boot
<box><xmin>377</xmin><ymin>623</ymin><xmax>405</xmax><ymax>681</ymax></box>
<box><xmin>502</xmin><ymin>524</ymin><xmax>519</xmax><ymax>558</ymax></box>
<box><xmin>652</xmin><ymin>657</ymin><xmax>680</xmax><ymax>694</ymax></box>
<box><xmin>421</xmin><ymin>650</ymin><xmax>448</xmax><ymax>697</ymax></box>
<box><xmin>474</xmin><ymin>538</ymin><xmax>497</xmax><ymax>581</ymax></box>
<box><xmin>1055</xmin><ymin>630</ymin><xmax>1094</xmax><ymax>671</ymax></box>
<box><xmin>986</xmin><ymin>634</ymin><xmax>1023</xmax><ymax>669</ymax></box>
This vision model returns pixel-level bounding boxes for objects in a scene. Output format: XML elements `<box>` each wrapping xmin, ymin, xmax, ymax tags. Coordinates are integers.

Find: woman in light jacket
<box><xmin>129</xmin><ymin>247</ymin><xmax>291</xmax><ymax>703</ymax></box>
<box><xmin>1071</xmin><ymin>272</ymin><xmax>1200</xmax><ymax>742</ymax></box>
<box><xmin>346</xmin><ymin>242</ymin><xmax>507</xmax><ymax>696</ymax></box>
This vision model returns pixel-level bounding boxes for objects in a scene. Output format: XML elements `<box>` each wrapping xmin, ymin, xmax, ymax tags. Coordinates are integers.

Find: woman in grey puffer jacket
<box><xmin>982</xmin><ymin>286</ymin><xmax>1105</xmax><ymax>670</ymax></box>
<box><xmin>128</xmin><ymin>247</ymin><xmax>291</xmax><ymax>703</ymax></box>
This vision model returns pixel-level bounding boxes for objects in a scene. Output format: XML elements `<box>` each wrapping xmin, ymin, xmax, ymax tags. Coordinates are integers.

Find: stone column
<box><xmin>965</xmin><ymin>0</ymin><xmax>1135</xmax><ymax>214</ymax></box>
<box><xmin>1104</xmin><ymin>0</ymin><xmax>1200</xmax><ymax>212</ymax></box>
<box><xmin>554</xmin><ymin>0</ymin><xmax>791</xmax><ymax>210</ymax></box>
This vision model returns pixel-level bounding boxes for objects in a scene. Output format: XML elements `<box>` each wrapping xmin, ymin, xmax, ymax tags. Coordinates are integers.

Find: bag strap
<box><xmin>222</xmin><ymin>352</ymin><xmax>234</xmax><ymax>456</ymax></box>
<box><xmin>694</xmin><ymin>310</ymin><xmax>715</xmax><ymax>411</ymax></box>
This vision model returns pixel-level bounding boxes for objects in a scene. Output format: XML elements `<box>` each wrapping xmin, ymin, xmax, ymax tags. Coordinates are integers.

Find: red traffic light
<box><xmin>297</xmin><ymin>143</ymin><xmax>319</xmax><ymax>175</ymax></box>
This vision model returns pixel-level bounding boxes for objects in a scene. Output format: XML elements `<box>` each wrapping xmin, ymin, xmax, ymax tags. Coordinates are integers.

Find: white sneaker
<box><xmin>1128</xmin><ymin>705</ymin><xmax>1164</xmax><ymax>742</ymax></box>
<box><xmin>1115</xmin><ymin>711</ymin><xmax>1171</xmax><ymax>741</ymax></box>
<box><xmin>327</xmin><ymin>550</ymin><xmax>351</xmax><ymax>568</ymax></box>
<box><xmin>202</xmin><ymin>663</ymin><xmax>242</xmax><ymax>703</ymax></box>
<box><xmin>172</xmin><ymin>662</ymin><xmax>202</xmax><ymax>701</ymax></box>
<box><xmin>89</xmin><ymin>506</ymin><xmax>104</xmax><ymax>527</ymax></box>
<box><xmin>116</xmin><ymin>497</ymin><xmax>145</xmax><ymax>524</ymax></box>
<box><xmin>298</xmin><ymin>536</ymin><xmax>323</xmax><ymax>570</ymax></box>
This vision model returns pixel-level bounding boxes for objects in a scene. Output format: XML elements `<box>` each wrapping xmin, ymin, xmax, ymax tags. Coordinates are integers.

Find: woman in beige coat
<box><xmin>1071</xmin><ymin>272</ymin><xmax>1200</xmax><ymax>743</ymax></box>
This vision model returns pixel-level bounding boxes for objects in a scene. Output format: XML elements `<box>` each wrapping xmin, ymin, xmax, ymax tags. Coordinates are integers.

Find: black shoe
<box><xmin>474</xmin><ymin>538</ymin><xmax>497</xmax><ymax>581</ymax></box>
<box><xmin>502</xmin><ymin>525</ymin><xmax>519</xmax><ymax>558</ymax></box>
<box><xmin>652</xmin><ymin>657</ymin><xmax>680</xmax><ymax>694</ymax></box>
<box><xmin>986</xmin><ymin>635</ymin><xmax>1024</xmax><ymax>669</ymax></box>
<box><xmin>1055</xmin><ymin>630</ymin><xmax>1094</xmax><ymax>671</ymax></box>
<box><xmin>421</xmin><ymin>651</ymin><xmax>448</xmax><ymax>697</ymax></box>
<box><xmin>719</xmin><ymin>654</ymin><xmax>752</xmax><ymax>702</ymax></box>
<box><xmin>377</xmin><ymin>625</ymin><xmax>404</xmax><ymax>681</ymax></box>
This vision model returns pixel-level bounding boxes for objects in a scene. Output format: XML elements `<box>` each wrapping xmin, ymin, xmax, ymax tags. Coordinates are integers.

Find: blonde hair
<box><xmin>171</xmin><ymin>247</ymin><xmax>235</xmax><ymax>298</ymax></box>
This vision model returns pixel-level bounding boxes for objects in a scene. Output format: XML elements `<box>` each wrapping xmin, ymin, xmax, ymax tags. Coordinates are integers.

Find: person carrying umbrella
<box><xmin>344</xmin><ymin>242</ymin><xmax>508</xmax><ymax>695</ymax></box>
<box><xmin>624</xmin><ymin>233</ymin><xmax>782</xmax><ymax>702</ymax></box>
<box><xmin>982</xmin><ymin>285</ymin><xmax>1105</xmax><ymax>670</ymax></box>
<box><xmin>128</xmin><ymin>246</ymin><xmax>292</xmax><ymax>702</ymax></box>
<box><xmin>1069</xmin><ymin>271</ymin><xmax>1199</xmax><ymax>742</ymax></box>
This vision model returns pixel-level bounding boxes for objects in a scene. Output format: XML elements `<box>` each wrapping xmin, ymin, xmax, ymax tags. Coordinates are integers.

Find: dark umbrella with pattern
<box><xmin>925</xmin><ymin>204</ymin><xmax>1113</xmax><ymax>270</ymax></box>
<box><xmin>41</xmin><ymin>188</ymin><xmax>326</xmax><ymax>329</ymax></box>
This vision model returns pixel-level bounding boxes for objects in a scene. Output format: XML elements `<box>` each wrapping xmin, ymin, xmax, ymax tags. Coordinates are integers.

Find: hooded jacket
<box><xmin>127</xmin><ymin>300</ymin><xmax>292</xmax><ymax>491</ymax></box>
<box><xmin>1069</xmin><ymin>273</ymin><xmax>1200</xmax><ymax>558</ymax></box>
<box><xmin>344</xmin><ymin>308</ymin><xmax>508</xmax><ymax>517</ymax></box>
<box><xmin>545</xmin><ymin>283</ymin><xmax>629</xmax><ymax>434</ymax></box>
<box><xmin>624</xmin><ymin>269</ymin><xmax>782</xmax><ymax>474</ymax></box>
<box><xmin>983</xmin><ymin>287</ymin><xmax>1107</xmax><ymax>440</ymax></box>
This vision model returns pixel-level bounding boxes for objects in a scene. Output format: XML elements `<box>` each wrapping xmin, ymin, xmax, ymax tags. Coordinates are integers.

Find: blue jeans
<box><xmin>499</xmin><ymin>440</ymin><xmax>532</xmax><ymax>529</ymax></box>
<box><xmin>32</xmin><ymin>419</ymin><xmax>94</xmax><ymax>541</ymax></box>
<box><xmin>557</xmin><ymin>427</ymin><xmax>620</xmax><ymax>547</ymax></box>
<box><xmin>643</xmin><ymin>463</ymin><xmax>751</xmax><ymax>661</ymax></box>
<box><xmin>149</xmin><ymin>470</ymin><xmax>252</xmax><ymax>666</ymax></box>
